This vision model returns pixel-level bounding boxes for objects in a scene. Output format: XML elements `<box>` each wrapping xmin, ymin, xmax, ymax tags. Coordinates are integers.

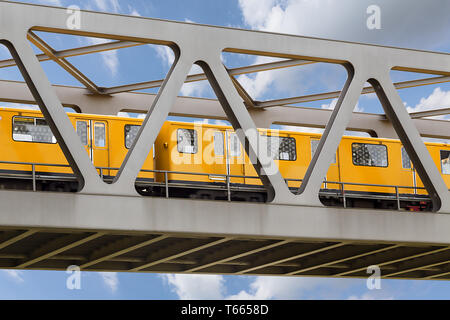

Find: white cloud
<box><xmin>85</xmin><ymin>37</ymin><xmax>119</xmax><ymax>76</ymax></box>
<box><xmin>320</xmin><ymin>99</ymin><xmax>337</xmax><ymax>110</ymax></box>
<box><xmin>235</xmin><ymin>56</ymin><xmax>339</xmax><ymax>101</ymax></box>
<box><xmin>3</xmin><ymin>270</ymin><xmax>24</xmax><ymax>283</ymax></box>
<box><xmin>162</xmin><ymin>274</ymin><xmax>226</xmax><ymax>300</ymax></box>
<box><xmin>406</xmin><ymin>87</ymin><xmax>450</xmax><ymax>120</ymax></box>
<box><xmin>163</xmin><ymin>273</ymin><xmax>361</xmax><ymax>300</ymax></box>
<box><xmin>74</xmin><ymin>0</ymin><xmax>124</xmax><ymax>76</ymax></box>
<box><xmin>181</xmin><ymin>64</ymin><xmax>209</xmax><ymax>97</ymax></box>
<box><xmin>154</xmin><ymin>45</ymin><xmax>175</xmax><ymax>67</ymax></box>
<box><xmin>236</xmin><ymin>56</ymin><xmax>284</xmax><ymax>99</ymax></box>
<box><xmin>321</xmin><ymin>98</ymin><xmax>364</xmax><ymax>112</ymax></box>
<box><xmin>238</xmin><ymin>0</ymin><xmax>450</xmax><ymax>50</ymax></box>
<box><xmin>235</xmin><ymin>0</ymin><xmax>450</xmax><ymax>106</ymax></box>
<box><xmin>99</xmin><ymin>272</ymin><xmax>119</xmax><ymax>293</ymax></box>
<box><xmin>152</xmin><ymin>46</ymin><xmax>209</xmax><ymax>97</ymax></box>
<box><xmin>227</xmin><ymin>276</ymin><xmax>329</xmax><ymax>300</ymax></box>
<box><xmin>403</xmin><ymin>87</ymin><xmax>450</xmax><ymax>142</ymax></box>
<box><xmin>238</xmin><ymin>0</ymin><xmax>278</xmax><ymax>30</ymax></box>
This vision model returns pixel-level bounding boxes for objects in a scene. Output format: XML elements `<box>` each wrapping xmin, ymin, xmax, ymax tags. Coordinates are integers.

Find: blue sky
<box><xmin>1</xmin><ymin>0</ymin><xmax>450</xmax><ymax>300</ymax></box>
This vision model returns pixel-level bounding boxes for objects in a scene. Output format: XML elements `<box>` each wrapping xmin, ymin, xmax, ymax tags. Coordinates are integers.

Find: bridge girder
<box><xmin>0</xmin><ymin>190</ymin><xmax>448</xmax><ymax>279</ymax></box>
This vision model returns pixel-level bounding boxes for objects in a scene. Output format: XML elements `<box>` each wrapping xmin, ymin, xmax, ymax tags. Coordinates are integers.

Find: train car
<box><xmin>154</xmin><ymin>120</ymin><xmax>450</xmax><ymax>209</ymax></box>
<box><xmin>1</xmin><ymin>107</ymin><xmax>449</xmax><ymax>210</ymax></box>
<box><xmin>153</xmin><ymin>121</ymin><xmax>257</xmax><ymax>200</ymax></box>
<box><xmin>0</xmin><ymin>107</ymin><xmax>154</xmax><ymax>191</ymax></box>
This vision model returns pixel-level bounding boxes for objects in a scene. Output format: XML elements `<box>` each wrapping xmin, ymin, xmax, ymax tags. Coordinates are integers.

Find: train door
<box><xmin>75</xmin><ymin>119</ymin><xmax>109</xmax><ymax>176</ymax></box>
<box><xmin>311</xmin><ymin>138</ymin><xmax>340</xmax><ymax>190</ymax></box>
<box><xmin>399</xmin><ymin>146</ymin><xmax>416</xmax><ymax>194</ymax></box>
<box><xmin>226</xmin><ymin>131</ymin><xmax>245</xmax><ymax>184</ymax></box>
<box><xmin>207</xmin><ymin>129</ymin><xmax>227</xmax><ymax>183</ymax></box>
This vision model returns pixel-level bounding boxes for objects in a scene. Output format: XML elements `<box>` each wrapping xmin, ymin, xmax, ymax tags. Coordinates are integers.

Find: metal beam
<box><xmin>409</xmin><ymin>107</ymin><xmax>450</xmax><ymax>119</ymax></box>
<box><xmin>229</xmin><ymin>74</ymin><xmax>255</xmax><ymax>108</ymax></box>
<box><xmin>16</xmin><ymin>232</ymin><xmax>104</xmax><ymax>268</ymax></box>
<box><xmin>1</xmin><ymin>78</ymin><xmax>449</xmax><ymax>139</ymax></box>
<box><xmin>4</xmin><ymin>27</ymin><xmax>448</xmax><ymax>114</ymax></box>
<box><xmin>80</xmin><ymin>234</ymin><xmax>169</xmax><ymax>269</ymax></box>
<box><xmin>26</xmin><ymin>31</ymin><xmax>100</xmax><ymax>94</ymax></box>
<box><xmin>185</xmin><ymin>239</ymin><xmax>291</xmax><ymax>272</ymax></box>
<box><xmin>255</xmin><ymin>76</ymin><xmax>450</xmax><ymax>108</ymax></box>
<box><xmin>236</xmin><ymin>242</ymin><xmax>347</xmax><ymax>274</ymax></box>
<box><xmin>334</xmin><ymin>246</ymin><xmax>450</xmax><ymax>277</ymax></box>
<box><xmin>424</xmin><ymin>266</ymin><xmax>450</xmax><ymax>279</ymax></box>
<box><xmin>6</xmin><ymin>32</ymin><xmax>448</xmax><ymax>108</ymax></box>
<box><xmin>4</xmin><ymin>191</ymin><xmax>450</xmax><ymax>246</ymax></box>
<box><xmin>0</xmin><ymin>230</ymin><xmax>38</xmax><ymax>250</ymax></box>
<box><xmin>286</xmin><ymin>244</ymin><xmax>401</xmax><ymax>276</ymax></box>
<box><xmin>102</xmin><ymin>59</ymin><xmax>314</xmax><ymax>95</ymax></box>
<box><xmin>0</xmin><ymin>38</ymin><xmax>141</xmax><ymax>69</ymax></box>
<box><xmin>130</xmin><ymin>237</ymin><xmax>232</xmax><ymax>272</ymax></box>
<box><xmin>383</xmin><ymin>249</ymin><xmax>450</xmax><ymax>278</ymax></box>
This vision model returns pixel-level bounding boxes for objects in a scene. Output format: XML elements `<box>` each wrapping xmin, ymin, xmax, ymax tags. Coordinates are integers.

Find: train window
<box><xmin>441</xmin><ymin>150</ymin><xmax>450</xmax><ymax>175</ymax></box>
<box><xmin>76</xmin><ymin>121</ymin><xmax>88</xmax><ymax>146</ymax></box>
<box><xmin>124</xmin><ymin>124</ymin><xmax>140</xmax><ymax>149</ymax></box>
<box><xmin>12</xmin><ymin>116</ymin><xmax>56</xmax><ymax>144</ymax></box>
<box><xmin>214</xmin><ymin>131</ymin><xmax>224</xmax><ymax>156</ymax></box>
<box><xmin>94</xmin><ymin>122</ymin><xmax>106</xmax><ymax>147</ymax></box>
<box><xmin>177</xmin><ymin>128</ymin><xmax>197</xmax><ymax>154</ymax></box>
<box><xmin>352</xmin><ymin>143</ymin><xmax>388</xmax><ymax>167</ymax></box>
<box><xmin>311</xmin><ymin>139</ymin><xmax>336</xmax><ymax>163</ymax></box>
<box><xmin>262</xmin><ymin>135</ymin><xmax>296</xmax><ymax>161</ymax></box>
<box><xmin>228</xmin><ymin>133</ymin><xmax>241</xmax><ymax>157</ymax></box>
<box><xmin>401</xmin><ymin>147</ymin><xmax>412</xmax><ymax>169</ymax></box>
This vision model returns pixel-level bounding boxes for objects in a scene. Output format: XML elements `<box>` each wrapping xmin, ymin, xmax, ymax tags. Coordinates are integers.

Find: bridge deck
<box><xmin>0</xmin><ymin>190</ymin><xmax>449</xmax><ymax>280</ymax></box>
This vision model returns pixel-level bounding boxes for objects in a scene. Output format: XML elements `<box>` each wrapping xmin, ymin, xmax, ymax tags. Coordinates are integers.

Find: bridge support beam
<box><xmin>1</xmin><ymin>190</ymin><xmax>450</xmax><ymax>245</ymax></box>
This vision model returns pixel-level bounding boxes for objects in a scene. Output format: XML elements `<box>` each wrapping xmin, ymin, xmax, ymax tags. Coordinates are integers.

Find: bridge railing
<box><xmin>0</xmin><ymin>159</ymin><xmax>436</xmax><ymax>210</ymax></box>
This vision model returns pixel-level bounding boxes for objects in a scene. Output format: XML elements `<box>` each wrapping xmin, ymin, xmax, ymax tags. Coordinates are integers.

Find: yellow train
<box><xmin>1</xmin><ymin>107</ymin><xmax>450</xmax><ymax>210</ymax></box>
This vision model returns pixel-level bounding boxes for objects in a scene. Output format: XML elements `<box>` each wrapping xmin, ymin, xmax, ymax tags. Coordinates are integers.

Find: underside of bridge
<box><xmin>0</xmin><ymin>1</ymin><xmax>449</xmax><ymax>281</ymax></box>
<box><xmin>0</xmin><ymin>190</ymin><xmax>450</xmax><ymax>280</ymax></box>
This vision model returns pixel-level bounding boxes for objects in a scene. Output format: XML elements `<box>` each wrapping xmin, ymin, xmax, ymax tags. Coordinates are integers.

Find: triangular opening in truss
<box><xmin>133</xmin><ymin>61</ymin><xmax>270</xmax><ymax>202</ymax></box>
<box><xmin>27</xmin><ymin>31</ymin><xmax>176</xmax><ymax>95</ymax></box>
<box><xmin>220</xmin><ymin>51</ymin><xmax>347</xmax><ymax>108</ymax></box>
<box><xmin>23</xmin><ymin>29</ymin><xmax>179</xmax><ymax>190</ymax></box>
<box><xmin>313</xmin><ymin>81</ymin><xmax>417</xmax><ymax>210</ymax></box>
<box><xmin>217</xmin><ymin>52</ymin><xmax>352</xmax><ymax>202</ymax></box>
<box><xmin>303</xmin><ymin>72</ymin><xmax>449</xmax><ymax>212</ymax></box>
